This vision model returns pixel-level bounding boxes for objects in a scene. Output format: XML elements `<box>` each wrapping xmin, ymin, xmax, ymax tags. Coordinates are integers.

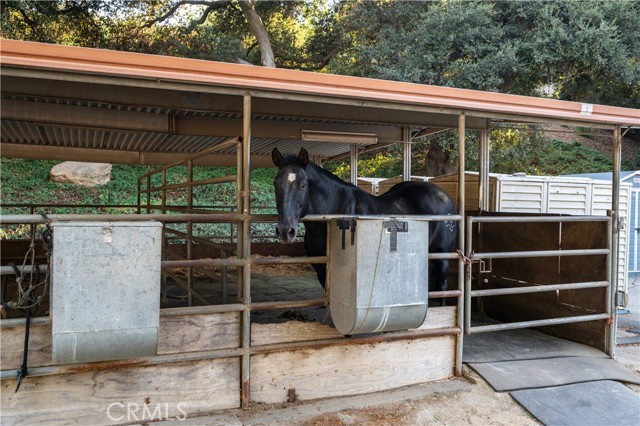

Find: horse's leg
<box><xmin>429</xmin><ymin>259</ymin><xmax>449</xmax><ymax>306</ymax></box>
<box><xmin>304</xmin><ymin>222</ymin><xmax>327</xmax><ymax>288</ymax></box>
<box><xmin>311</xmin><ymin>264</ymin><xmax>326</xmax><ymax>288</ymax></box>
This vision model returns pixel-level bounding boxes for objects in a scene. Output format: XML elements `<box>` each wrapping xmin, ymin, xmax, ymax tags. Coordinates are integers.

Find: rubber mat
<box><xmin>469</xmin><ymin>356</ymin><xmax>640</xmax><ymax>392</ymax></box>
<box><xmin>510</xmin><ymin>380</ymin><xmax>640</xmax><ymax>426</ymax></box>
<box><xmin>463</xmin><ymin>327</ymin><xmax>607</xmax><ymax>363</ymax></box>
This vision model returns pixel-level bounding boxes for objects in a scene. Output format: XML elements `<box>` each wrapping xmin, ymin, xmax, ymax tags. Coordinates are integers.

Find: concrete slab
<box><xmin>511</xmin><ymin>380</ymin><xmax>640</xmax><ymax>426</ymax></box>
<box><xmin>470</xmin><ymin>356</ymin><xmax>640</xmax><ymax>392</ymax></box>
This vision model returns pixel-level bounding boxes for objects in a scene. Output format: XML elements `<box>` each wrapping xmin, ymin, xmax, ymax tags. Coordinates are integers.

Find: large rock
<box><xmin>50</xmin><ymin>162</ymin><xmax>112</xmax><ymax>187</ymax></box>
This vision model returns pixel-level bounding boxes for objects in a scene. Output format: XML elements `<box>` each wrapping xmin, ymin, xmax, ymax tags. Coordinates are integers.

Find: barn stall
<box><xmin>1</xmin><ymin>40</ymin><xmax>639</xmax><ymax>425</ymax></box>
<box><xmin>429</xmin><ymin>171</ymin><xmax>632</xmax><ymax>296</ymax></box>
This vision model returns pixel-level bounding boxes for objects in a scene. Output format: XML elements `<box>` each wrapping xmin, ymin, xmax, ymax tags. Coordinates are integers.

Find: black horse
<box><xmin>272</xmin><ymin>147</ymin><xmax>457</xmax><ymax>298</ymax></box>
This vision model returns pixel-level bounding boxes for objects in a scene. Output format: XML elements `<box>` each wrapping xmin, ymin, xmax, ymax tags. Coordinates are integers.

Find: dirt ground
<box><xmin>293</xmin><ymin>368</ymin><xmax>542</xmax><ymax>426</ymax></box>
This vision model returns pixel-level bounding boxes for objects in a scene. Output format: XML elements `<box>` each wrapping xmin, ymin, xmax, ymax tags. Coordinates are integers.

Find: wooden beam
<box><xmin>2</xmin><ymin>98</ymin><xmax>404</xmax><ymax>140</ymax></box>
<box><xmin>0</xmin><ymin>143</ymin><xmax>276</xmax><ymax>167</ymax></box>
<box><xmin>2</xmin><ymin>99</ymin><xmax>170</xmax><ymax>133</ymax></box>
<box><xmin>175</xmin><ymin>115</ymin><xmax>403</xmax><ymax>140</ymax></box>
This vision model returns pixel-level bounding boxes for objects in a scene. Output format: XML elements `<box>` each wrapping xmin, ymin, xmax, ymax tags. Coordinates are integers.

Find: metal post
<box><xmin>608</xmin><ymin>125</ymin><xmax>622</xmax><ymax>356</ymax></box>
<box><xmin>240</xmin><ymin>92</ymin><xmax>252</xmax><ymax>408</ymax></box>
<box><xmin>456</xmin><ymin>113</ymin><xmax>466</xmax><ymax>376</ymax></box>
<box><xmin>161</xmin><ymin>169</ymin><xmax>167</xmax><ymax>213</ymax></box>
<box><xmin>137</xmin><ymin>178</ymin><xmax>142</xmax><ymax>215</ymax></box>
<box><xmin>146</xmin><ymin>175</ymin><xmax>151</xmax><ymax>214</ymax></box>
<box><xmin>402</xmin><ymin>127</ymin><xmax>411</xmax><ymax>181</ymax></box>
<box><xmin>479</xmin><ymin>126</ymin><xmax>490</xmax><ymax>211</ymax></box>
<box><xmin>350</xmin><ymin>145</ymin><xmax>358</xmax><ymax>185</ymax></box>
<box><xmin>186</xmin><ymin>160</ymin><xmax>194</xmax><ymax>306</ymax></box>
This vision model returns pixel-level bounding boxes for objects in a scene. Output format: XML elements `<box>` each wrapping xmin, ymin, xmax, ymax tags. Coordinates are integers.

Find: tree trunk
<box><xmin>238</xmin><ymin>0</ymin><xmax>276</xmax><ymax>67</ymax></box>
<box><xmin>424</xmin><ymin>141</ymin><xmax>457</xmax><ymax>177</ymax></box>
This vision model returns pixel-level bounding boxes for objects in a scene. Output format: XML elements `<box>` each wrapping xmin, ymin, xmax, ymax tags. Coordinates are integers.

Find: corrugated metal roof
<box><xmin>1</xmin><ymin>40</ymin><xmax>638</xmax><ymax>166</ymax></box>
<box><xmin>2</xmin><ymin>40</ymin><xmax>638</xmax><ymax>126</ymax></box>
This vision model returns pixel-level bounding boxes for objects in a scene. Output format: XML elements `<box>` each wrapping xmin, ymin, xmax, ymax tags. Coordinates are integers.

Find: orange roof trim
<box><xmin>1</xmin><ymin>40</ymin><xmax>638</xmax><ymax>126</ymax></box>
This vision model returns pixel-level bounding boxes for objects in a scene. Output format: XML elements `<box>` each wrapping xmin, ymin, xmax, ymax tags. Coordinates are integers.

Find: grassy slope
<box><xmin>0</xmin><ymin>134</ymin><xmax>621</xmax><ymax>211</ymax></box>
<box><xmin>0</xmin><ymin>159</ymin><xmax>277</xmax><ymax>212</ymax></box>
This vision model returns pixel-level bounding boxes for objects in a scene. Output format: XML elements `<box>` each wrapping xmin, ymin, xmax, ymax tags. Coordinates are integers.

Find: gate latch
<box><xmin>383</xmin><ymin>219</ymin><xmax>408</xmax><ymax>252</ymax></box>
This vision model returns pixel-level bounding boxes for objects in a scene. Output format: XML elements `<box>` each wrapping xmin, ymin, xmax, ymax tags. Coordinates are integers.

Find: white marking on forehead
<box><xmin>288</xmin><ymin>173</ymin><xmax>297</xmax><ymax>183</ymax></box>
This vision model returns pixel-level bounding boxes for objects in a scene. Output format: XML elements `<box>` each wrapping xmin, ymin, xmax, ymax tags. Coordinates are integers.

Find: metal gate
<box><xmin>463</xmin><ymin>214</ymin><xmax>616</xmax><ymax>353</ymax></box>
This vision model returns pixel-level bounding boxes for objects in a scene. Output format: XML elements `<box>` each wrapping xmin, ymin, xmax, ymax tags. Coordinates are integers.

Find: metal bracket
<box><xmin>383</xmin><ymin>219</ymin><xmax>408</xmax><ymax>252</ymax></box>
<box><xmin>616</xmin><ymin>290</ymin><xmax>628</xmax><ymax>308</ymax></box>
<box><xmin>337</xmin><ymin>219</ymin><xmax>357</xmax><ymax>250</ymax></box>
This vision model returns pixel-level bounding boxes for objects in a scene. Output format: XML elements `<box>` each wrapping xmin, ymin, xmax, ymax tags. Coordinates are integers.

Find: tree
<box><xmin>0</xmin><ymin>0</ymin><xmax>343</xmax><ymax>69</ymax></box>
<box><xmin>330</xmin><ymin>0</ymin><xmax>639</xmax><ymax>174</ymax></box>
<box><xmin>331</xmin><ymin>0</ymin><xmax>639</xmax><ymax>108</ymax></box>
<box><xmin>237</xmin><ymin>0</ymin><xmax>274</xmax><ymax>67</ymax></box>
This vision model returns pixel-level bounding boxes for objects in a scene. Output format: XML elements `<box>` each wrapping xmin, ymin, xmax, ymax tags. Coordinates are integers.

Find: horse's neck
<box><xmin>306</xmin><ymin>165</ymin><xmax>372</xmax><ymax>215</ymax></box>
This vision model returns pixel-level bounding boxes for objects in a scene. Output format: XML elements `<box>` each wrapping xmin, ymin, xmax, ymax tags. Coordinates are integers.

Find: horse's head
<box><xmin>272</xmin><ymin>147</ymin><xmax>310</xmax><ymax>243</ymax></box>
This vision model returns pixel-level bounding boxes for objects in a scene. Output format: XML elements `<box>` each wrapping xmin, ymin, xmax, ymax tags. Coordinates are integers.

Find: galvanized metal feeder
<box><xmin>328</xmin><ymin>217</ymin><xmax>430</xmax><ymax>335</ymax></box>
<box><xmin>51</xmin><ymin>222</ymin><xmax>162</xmax><ymax>364</ymax></box>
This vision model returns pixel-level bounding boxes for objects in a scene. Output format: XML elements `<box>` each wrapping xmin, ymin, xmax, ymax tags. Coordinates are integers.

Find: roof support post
<box><xmin>456</xmin><ymin>112</ymin><xmax>466</xmax><ymax>376</ymax></box>
<box><xmin>239</xmin><ymin>92</ymin><xmax>252</xmax><ymax>409</ymax></box>
<box><xmin>479</xmin><ymin>123</ymin><xmax>491</xmax><ymax>211</ymax></box>
<box><xmin>350</xmin><ymin>145</ymin><xmax>358</xmax><ymax>185</ymax></box>
<box><xmin>402</xmin><ymin>127</ymin><xmax>412</xmax><ymax>181</ymax></box>
<box><xmin>608</xmin><ymin>125</ymin><xmax>622</xmax><ymax>357</ymax></box>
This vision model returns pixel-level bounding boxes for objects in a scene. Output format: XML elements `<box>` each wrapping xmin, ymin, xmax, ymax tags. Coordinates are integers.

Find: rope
<box><xmin>4</xmin><ymin>218</ymin><xmax>51</xmax><ymax>311</ymax></box>
<box><xmin>5</xmin><ymin>213</ymin><xmax>53</xmax><ymax>392</ymax></box>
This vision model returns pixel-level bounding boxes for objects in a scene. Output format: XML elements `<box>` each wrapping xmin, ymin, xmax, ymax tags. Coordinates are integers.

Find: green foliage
<box><xmin>331</xmin><ymin>0</ymin><xmax>640</xmax><ymax>108</ymax></box>
<box><xmin>0</xmin><ymin>158</ymin><xmax>280</xmax><ymax>239</ymax></box>
<box><xmin>0</xmin><ymin>158</ymin><xmax>278</xmax><ymax>212</ymax></box>
<box><xmin>325</xmin><ymin>151</ymin><xmax>403</xmax><ymax>180</ymax></box>
<box><xmin>0</xmin><ymin>158</ymin><xmax>147</xmax><ymax>212</ymax></box>
<box><xmin>332</xmin><ymin>1</ymin><xmax>518</xmax><ymax>92</ymax></box>
<box><xmin>2</xmin><ymin>1</ymin><xmax>637</xmax><ymax>106</ymax></box>
<box><xmin>325</xmin><ymin>130</ymin><xmax>616</xmax><ymax>180</ymax></box>
<box><xmin>0</xmin><ymin>0</ymin><xmax>342</xmax><ymax>68</ymax></box>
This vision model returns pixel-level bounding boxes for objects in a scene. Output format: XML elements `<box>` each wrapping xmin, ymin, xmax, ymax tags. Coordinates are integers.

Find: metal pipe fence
<box><xmin>464</xmin><ymin>215</ymin><xmax>613</xmax><ymax>336</ymax></box>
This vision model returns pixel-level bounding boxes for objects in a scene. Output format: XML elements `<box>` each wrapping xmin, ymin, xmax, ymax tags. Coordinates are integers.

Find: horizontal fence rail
<box><xmin>464</xmin><ymin>215</ymin><xmax>612</xmax><ymax>335</ymax></box>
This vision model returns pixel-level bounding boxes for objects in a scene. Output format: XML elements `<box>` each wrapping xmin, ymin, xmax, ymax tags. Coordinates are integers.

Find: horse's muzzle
<box><xmin>275</xmin><ymin>223</ymin><xmax>297</xmax><ymax>244</ymax></box>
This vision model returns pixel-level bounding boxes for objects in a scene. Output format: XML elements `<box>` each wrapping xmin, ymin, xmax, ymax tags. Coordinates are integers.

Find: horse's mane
<box><xmin>281</xmin><ymin>154</ymin><xmax>361</xmax><ymax>189</ymax></box>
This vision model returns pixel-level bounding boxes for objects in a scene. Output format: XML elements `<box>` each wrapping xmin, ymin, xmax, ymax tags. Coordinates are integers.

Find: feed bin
<box><xmin>328</xmin><ymin>218</ymin><xmax>430</xmax><ymax>335</ymax></box>
<box><xmin>51</xmin><ymin>221</ymin><xmax>162</xmax><ymax>364</ymax></box>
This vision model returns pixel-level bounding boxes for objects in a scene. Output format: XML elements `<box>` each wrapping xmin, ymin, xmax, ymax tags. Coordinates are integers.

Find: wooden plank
<box><xmin>0</xmin><ymin>322</ymin><xmax>52</xmax><ymax>370</ymax></box>
<box><xmin>157</xmin><ymin>311</ymin><xmax>240</xmax><ymax>355</ymax></box>
<box><xmin>250</xmin><ymin>335</ymin><xmax>455</xmax><ymax>403</ymax></box>
<box><xmin>251</xmin><ymin>306</ymin><xmax>456</xmax><ymax>346</ymax></box>
<box><xmin>1</xmin><ymin>358</ymin><xmax>239</xmax><ymax>426</ymax></box>
<box><xmin>251</xmin><ymin>321</ymin><xmax>341</xmax><ymax>346</ymax></box>
<box><xmin>1</xmin><ymin>312</ymin><xmax>240</xmax><ymax>370</ymax></box>
<box><xmin>416</xmin><ymin>306</ymin><xmax>457</xmax><ymax>330</ymax></box>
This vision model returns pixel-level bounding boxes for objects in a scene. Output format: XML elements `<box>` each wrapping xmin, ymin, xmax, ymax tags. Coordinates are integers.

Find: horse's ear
<box><xmin>272</xmin><ymin>148</ymin><xmax>284</xmax><ymax>167</ymax></box>
<box><xmin>298</xmin><ymin>148</ymin><xmax>309</xmax><ymax>167</ymax></box>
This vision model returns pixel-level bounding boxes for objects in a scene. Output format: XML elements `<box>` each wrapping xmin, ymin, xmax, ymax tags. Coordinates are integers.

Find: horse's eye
<box><xmin>301</xmin><ymin>182</ymin><xmax>307</xmax><ymax>189</ymax></box>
